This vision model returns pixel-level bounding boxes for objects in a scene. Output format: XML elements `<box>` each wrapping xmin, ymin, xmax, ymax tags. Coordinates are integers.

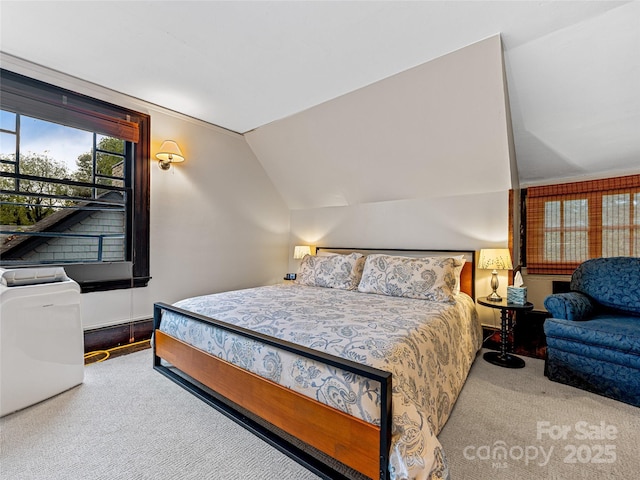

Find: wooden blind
<box><xmin>526</xmin><ymin>174</ymin><xmax>640</xmax><ymax>274</ymax></box>
<box><xmin>0</xmin><ymin>69</ymin><xmax>140</xmax><ymax>143</ymax></box>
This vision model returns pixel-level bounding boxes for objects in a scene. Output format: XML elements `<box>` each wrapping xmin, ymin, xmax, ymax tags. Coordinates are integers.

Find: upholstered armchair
<box><xmin>543</xmin><ymin>256</ymin><xmax>640</xmax><ymax>407</ymax></box>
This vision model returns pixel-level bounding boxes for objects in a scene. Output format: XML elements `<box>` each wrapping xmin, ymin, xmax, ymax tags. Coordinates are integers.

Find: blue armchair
<box><xmin>543</xmin><ymin>256</ymin><xmax>640</xmax><ymax>407</ymax></box>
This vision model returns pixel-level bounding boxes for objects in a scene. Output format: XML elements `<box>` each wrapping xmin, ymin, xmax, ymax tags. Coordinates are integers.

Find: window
<box><xmin>0</xmin><ymin>69</ymin><xmax>150</xmax><ymax>291</ymax></box>
<box><xmin>525</xmin><ymin>174</ymin><xmax>640</xmax><ymax>274</ymax></box>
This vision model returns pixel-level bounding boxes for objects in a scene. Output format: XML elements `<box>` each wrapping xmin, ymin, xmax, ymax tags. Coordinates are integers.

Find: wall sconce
<box><xmin>478</xmin><ymin>248</ymin><xmax>513</xmax><ymax>302</ymax></box>
<box><xmin>293</xmin><ymin>245</ymin><xmax>312</xmax><ymax>259</ymax></box>
<box><xmin>156</xmin><ymin>140</ymin><xmax>185</xmax><ymax>170</ymax></box>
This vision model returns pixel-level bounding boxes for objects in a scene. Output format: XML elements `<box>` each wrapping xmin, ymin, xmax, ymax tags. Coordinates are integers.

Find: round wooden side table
<box><xmin>478</xmin><ymin>297</ymin><xmax>534</xmax><ymax>368</ymax></box>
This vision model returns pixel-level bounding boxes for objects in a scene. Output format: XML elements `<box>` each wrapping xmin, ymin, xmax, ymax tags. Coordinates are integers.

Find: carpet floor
<box><xmin>439</xmin><ymin>351</ymin><xmax>639</xmax><ymax>479</ymax></box>
<box><xmin>1</xmin><ymin>348</ymin><xmax>638</xmax><ymax>479</ymax></box>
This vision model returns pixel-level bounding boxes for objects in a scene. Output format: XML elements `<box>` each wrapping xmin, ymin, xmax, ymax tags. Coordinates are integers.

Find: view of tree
<box><xmin>0</xmin><ymin>153</ymin><xmax>72</xmax><ymax>225</ymax></box>
<box><xmin>73</xmin><ymin>136</ymin><xmax>125</xmax><ymax>197</ymax></box>
<box><xmin>74</xmin><ymin>137</ymin><xmax>124</xmax><ymax>181</ymax></box>
<box><xmin>0</xmin><ymin>136</ymin><xmax>124</xmax><ymax>226</ymax></box>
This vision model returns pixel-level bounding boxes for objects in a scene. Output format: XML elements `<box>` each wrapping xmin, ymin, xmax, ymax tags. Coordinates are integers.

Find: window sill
<box><xmin>78</xmin><ymin>276</ymin><xmax>150</xmax><ymax>293</ymax></box>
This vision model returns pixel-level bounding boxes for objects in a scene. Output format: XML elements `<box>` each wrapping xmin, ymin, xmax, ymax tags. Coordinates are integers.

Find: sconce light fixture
<box><xmin>478</xmin><ymin>248</ymin><xmax>513</xmax><ymax>302</ymax></box>
<box><xmin>293</xmin><ymin>245</ymin><xmax>312</xmax><ymax>259</ymax></box>
<box><xmin>156</xmin><ymin>140</ymin><xmax>185</xmax><ymax>170</ymax></box>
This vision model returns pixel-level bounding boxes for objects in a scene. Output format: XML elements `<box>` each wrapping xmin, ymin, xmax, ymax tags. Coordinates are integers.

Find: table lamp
<box><xmin>478</xmin><ymin>248</ymin><xmax>513</xmax><ymax>302</ymax></box>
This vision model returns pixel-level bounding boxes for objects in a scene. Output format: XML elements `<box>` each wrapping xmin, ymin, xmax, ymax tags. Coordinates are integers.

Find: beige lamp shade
<box><xmin>156</xmin><ymin>140</ymin><xmax>185</xmax><ymax>170</ymax></box>
<box><xmin>478</xmin><ymin>248</ymin><xmax>513</xmax><ymax>271</ymax></box>
<box><xmin>293</xmin><ymin>245</ymin><xmax>311</xmax><ymax>259</ymax></box>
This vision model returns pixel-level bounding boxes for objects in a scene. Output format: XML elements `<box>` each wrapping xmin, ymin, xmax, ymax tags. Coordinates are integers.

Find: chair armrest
<box><xmin>544</xmin><ymin>292</ymin><xmax>596</xmax><ymax>321</ymax></box>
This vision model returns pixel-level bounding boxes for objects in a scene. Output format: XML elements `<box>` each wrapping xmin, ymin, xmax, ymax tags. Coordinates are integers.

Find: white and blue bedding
<box><xmin>159</xmin><ymin>283</ymin><xmax>481</xmax><ymax>480</ymax></box>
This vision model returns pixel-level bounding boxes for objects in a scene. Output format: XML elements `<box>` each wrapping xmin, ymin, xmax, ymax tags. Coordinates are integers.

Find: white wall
<box><xmin>3</xmin><ymin>33</ymin><xmax>516</xmax><ymax>329</ymax></box>
<box><xmin>288</xmin><ymin>192</ymin><xmax>511</xmax><ymax>328</ymax></box>
<box><xmin>507</xmin><ymin>2</ymin><xmax>640</xmax><ymax>187</ymax></box>
<box><xmin>122</xmin><ymin>109</ymin><xmax>290</xmax><ymax>331</ymax></box>
<box><xmin>1</xmin><ymin>55</ymin><xmax>291</xmax><ymax>330</ymax></box>
<box><xmin>246</xmin><ymin>35</ymin><xmax>513</xmax><ymax>211</ymax></box>
<box><xmin>86</xmin><ymin>110</ymin><xmax>292</xmax><ymax>329</ymax></box>
<box><xmin>247</xmin><ymin>36</ymin><xmax>515</xmax><ymax>327</ymax></box>
<box><xmin>289</xmin><ymin>192</ymin><xmax>509</xmax><ymax>253</ymax></box>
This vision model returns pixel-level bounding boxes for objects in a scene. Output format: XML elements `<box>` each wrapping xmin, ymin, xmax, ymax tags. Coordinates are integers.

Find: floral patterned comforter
<box><xmin>159</xmin><ymin>284</ymin><xmax>481</xmax><ymax>480</ymax></box>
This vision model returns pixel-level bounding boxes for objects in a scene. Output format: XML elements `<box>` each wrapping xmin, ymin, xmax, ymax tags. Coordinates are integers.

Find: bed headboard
<box><xmin>315</xmin><ymin>247</ymin><xmax>475</xmax><ymax>299</ymax></box>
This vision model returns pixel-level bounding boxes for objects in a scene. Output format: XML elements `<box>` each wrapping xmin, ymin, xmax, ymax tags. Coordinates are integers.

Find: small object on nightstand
<box><xmin>284</xmin><ymin>273</ymin><xmax>296</xmax><ymax>281</ymax></box>
<box><xmin>478</xmin><ymin>297</ymin><xmax>533</xmax><ymax>368</ymax></box>
<box><xmin>507</xmin><ymin>286</ymin><xmax>527</xmax><ymax>305</ymax></box>
<box><xmin>507</xmin><ymin>271</ymin><xmax>527</xmax><ymax>305</ymax></box>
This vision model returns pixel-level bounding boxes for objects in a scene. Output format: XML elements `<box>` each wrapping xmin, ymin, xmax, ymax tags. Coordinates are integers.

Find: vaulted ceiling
<box><xmin>1</xmin><ymin>1</ymin><xmax>639</xmax><ymax>196</ymax></box>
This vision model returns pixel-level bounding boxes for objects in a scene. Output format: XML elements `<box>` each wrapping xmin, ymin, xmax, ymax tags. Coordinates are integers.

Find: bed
<box><xmin>153</xmin><ymin>248</ymin><xmax>482</xmax><ymax>480</ymax></box>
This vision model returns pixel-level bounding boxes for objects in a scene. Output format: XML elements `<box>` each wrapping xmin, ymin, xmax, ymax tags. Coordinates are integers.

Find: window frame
<box><xmin>0</xmin><ymin>69</ymin><xmax>150</xmax><ymax>292</ymax></box>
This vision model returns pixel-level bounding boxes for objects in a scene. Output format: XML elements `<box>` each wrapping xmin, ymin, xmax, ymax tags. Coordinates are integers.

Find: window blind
<box><xmin>0</xmin><ymin>69</ymin><xmax>139</xmax><ymax>143</ymax></box>
<box><xmin>526</xmin><ymin>174</ymin><xmax>640</xmax><ymax>275</ymax></box>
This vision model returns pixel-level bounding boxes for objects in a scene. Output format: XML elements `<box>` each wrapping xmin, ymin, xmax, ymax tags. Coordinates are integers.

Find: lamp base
<box><xmin>486</xmin><ymin>270</ymin><xmax>502</xmax><ymax>301</ymax></box>
<box><xmin>486</xmin><ymin>291</ymin><xmax>502</xmax><ymax>302</ymax></box>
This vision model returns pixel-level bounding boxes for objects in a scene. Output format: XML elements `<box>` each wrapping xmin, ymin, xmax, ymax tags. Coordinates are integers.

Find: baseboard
<box><xmin>84</xmin><ymin>318</ymin><xmax>153</xmax><ymax>353</ymax></box>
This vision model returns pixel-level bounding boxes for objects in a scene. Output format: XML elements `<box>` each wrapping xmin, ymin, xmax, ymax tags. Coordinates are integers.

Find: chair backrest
<box><xmin>570</xmin><ymin>257</ymin><xmax>640</xmax><ymax>315</ymax></box>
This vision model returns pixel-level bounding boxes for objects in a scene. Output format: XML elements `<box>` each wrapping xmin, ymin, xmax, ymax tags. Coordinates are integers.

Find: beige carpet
<box><xmin>439</xmin><ymin>352</ymin><xmax>639</xmax><ymax>479</ymax></box>
<box><xmin>0</xmin><ymin>349</ymin><xmax>320</xmax><ymax>480</ymax></box>
<box><xmin>1</xmin><ymin>349</ymin><xmax>638</xmax><ymax>479</ymax></box>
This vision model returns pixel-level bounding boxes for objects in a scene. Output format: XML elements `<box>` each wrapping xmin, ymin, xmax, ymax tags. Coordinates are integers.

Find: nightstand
<box><xmin>478</xmin><ymin>297</ymin><xmax>534</xmax><ymax>368</ymax></box>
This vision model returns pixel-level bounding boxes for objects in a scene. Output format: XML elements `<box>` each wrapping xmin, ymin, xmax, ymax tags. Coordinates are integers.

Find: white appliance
<box><xmin>0</xmin><ymin>266</ymin><xmax>84</xmax><ymax>417</ymax></box>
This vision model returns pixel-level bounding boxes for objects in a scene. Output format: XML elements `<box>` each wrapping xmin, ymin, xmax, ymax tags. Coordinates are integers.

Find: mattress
<box><xmin>159</xmin><ymin>283</ymin><xmax>482</xmax><ymax>479</ymax></box>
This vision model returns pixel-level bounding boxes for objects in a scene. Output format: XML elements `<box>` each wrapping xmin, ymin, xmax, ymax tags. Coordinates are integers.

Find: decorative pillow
<box><xmin>357</xmin><ymin>254</ymin><xmax>461</xmax><ymax>302</ymax></box>
<box><xmin>295</xmin><ymin>253</ymin><xmax>365</xmax><ymax>290</ymax></box>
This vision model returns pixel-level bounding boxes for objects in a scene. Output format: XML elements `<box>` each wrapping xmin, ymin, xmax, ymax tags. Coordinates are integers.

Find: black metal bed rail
<box><xmin>153</xmin><ymin>301</ymin><xmax>392</xmax><ymax>480</ymax></box>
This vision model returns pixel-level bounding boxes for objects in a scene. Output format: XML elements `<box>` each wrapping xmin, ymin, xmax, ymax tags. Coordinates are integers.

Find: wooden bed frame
<box><xmin>153</xmin><ymin>248</ymin><xmax>475</xmax><ymax>480</ymax></box>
